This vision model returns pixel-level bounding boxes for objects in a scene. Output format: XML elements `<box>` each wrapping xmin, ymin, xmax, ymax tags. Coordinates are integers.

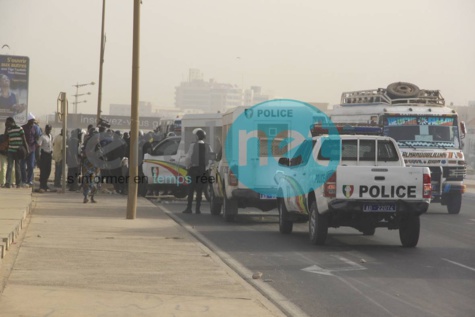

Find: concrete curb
<box><xmin>0</xmin><ymin>190</ymin><xmax>33</xmax><ymax>260</ymax></box>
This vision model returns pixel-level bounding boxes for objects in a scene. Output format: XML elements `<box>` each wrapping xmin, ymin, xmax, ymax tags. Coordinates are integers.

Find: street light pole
<box><xmin>74</xmin><ymin>83</ymin><xmax>78</xmax><ymax>114</ymax></box>
<box><xmin>72</xmin><ymin>82</ymin><xmax>95</xmax><ymax>114</ymax></box>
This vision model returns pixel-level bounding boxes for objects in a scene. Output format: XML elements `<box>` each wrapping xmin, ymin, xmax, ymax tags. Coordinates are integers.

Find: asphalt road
<box><xmin>154</xmin><ymin>194</ymin><xmax>475</xmax><ymax>317</ymax></box>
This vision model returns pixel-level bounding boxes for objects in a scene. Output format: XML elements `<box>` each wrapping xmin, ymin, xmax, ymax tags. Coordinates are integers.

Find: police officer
<box><xmin>182</xmin><ymin>128</ymin><xmax>212</xmax><ymax>214</ymax></box>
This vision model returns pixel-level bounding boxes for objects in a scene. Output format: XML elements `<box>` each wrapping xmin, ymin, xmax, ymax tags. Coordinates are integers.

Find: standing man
<box><xmin>80</xmin><ymin>127</ymin><xmax>99</xmax><ymax>203</ymax></box>
<box><xmin>182</xmin><ymin>128</ymin><xmax>212</xmax><ymax>214</ymax></box>
<box><xmin>67</xmin><ymin>129</ymin><xmax>82</xmax><ymax>191</ymax></box>
<box><xmin>37</xmin><ymin>124</ymin><xmax>53</xmax><ymax>192</ymax></box>
<box><xmin>52</xmin><ymin>129</ymin><xmax>64</xmax><ymax>187</ymax></box>
<box><xmin>21</xmin><ymin>113</ymin><xmax>41</xmax><ymax>187</ymax></box>
<box><xmin>5</xmin><ymin>117</ymin><xmax>28</xmax><ymax>188</ymax></box>
<box><xmin>0</xmin><ymin>132</ymin><xmax>8</xmax><ymax>187</ymax></box>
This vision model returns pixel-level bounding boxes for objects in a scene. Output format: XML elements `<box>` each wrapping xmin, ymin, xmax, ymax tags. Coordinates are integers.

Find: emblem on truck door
<box><xmin>343</xmin><ymin>185</ymin><xmax>354</xmax><ymax>198</ymax></box>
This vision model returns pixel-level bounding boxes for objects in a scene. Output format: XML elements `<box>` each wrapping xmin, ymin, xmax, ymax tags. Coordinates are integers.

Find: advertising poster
<box><xmin>0</xmin><ymin>55</ymin><xmax>29</xmax><ymax>124</ymax></box>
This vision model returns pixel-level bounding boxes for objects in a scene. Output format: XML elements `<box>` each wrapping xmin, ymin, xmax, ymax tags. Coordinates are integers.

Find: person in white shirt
<box><xmin>37</xmin><ymin>124</ymin><xmax>53</xmax><ymax>191</ymax></box>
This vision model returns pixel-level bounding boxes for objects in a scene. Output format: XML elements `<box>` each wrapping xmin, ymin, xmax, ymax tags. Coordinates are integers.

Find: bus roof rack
<box><xmin>341</xmin><ymin>87</ymin><xmax>445</xmax><ymax>107</ymax></box>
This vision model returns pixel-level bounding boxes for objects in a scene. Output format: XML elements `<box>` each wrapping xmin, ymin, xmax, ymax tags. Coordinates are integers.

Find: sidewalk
<box><xmin>0</xmin><ymin>191</ymin><xmax>285</xmax><ymax>317</ymax></box>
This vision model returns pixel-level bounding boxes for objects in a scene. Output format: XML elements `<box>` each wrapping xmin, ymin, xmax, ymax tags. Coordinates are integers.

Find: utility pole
<box><xmin>57</xmin><ymin>92</ymin><xmax>67</xmax><ymax>193</ymax></box>
<box><xmin>126</xmin><ymin>0</ymin><xmax>141</xmax><ymax>219</ymax></box>
<box><xmin>96</xmin><ymin>0</ymin><xmax>106</xmax><ymax>123</ymax></box>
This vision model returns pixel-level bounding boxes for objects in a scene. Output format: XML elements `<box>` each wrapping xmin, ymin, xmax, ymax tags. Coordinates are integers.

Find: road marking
<box><xmin>302</xmin><ymin>256</ymin><xmax>367</xmax><ymax>276</ymax></box>
<box><xmin>442</xmin><ymin>258</ymin><xmax>475</xmax><ymax>272</ymax></box>
<box><xmin>301</xmin><ymin>264</ymin><xmax>334</xmax><ymax>276</ymax></box>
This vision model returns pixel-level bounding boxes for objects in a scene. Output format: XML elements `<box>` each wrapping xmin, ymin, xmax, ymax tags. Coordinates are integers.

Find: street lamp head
<box><xmin>73</xmin><ymin>81</ymin><xmax>96</xmax><ymax>88</ymax></box>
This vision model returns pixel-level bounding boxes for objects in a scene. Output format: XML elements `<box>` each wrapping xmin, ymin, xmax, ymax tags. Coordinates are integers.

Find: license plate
<box><xmin>363</xmin><ymin>204</ymin><xmax>396</xmax><ymax>212</ymax></box>
<box><xmin>260</xmin><ymin>194</ymin><xmax>276</xmax><ymax>200</ymax></box>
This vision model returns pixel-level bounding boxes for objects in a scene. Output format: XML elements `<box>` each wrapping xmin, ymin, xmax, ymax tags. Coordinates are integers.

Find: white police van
<box><xmin>209</xmin><ymin>102</ymin><xmax>330</xmax><ymax>222</ymax></box>
<box><xmin>142</xmin><ymin>113</ymin><xmax>222</xmax><ymax>199</ymax></box>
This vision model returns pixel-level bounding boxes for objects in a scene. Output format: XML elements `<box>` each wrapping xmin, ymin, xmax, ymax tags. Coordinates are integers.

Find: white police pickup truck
<box><xmin>275</xmin><ymin>129</ymin><xmax>431</xmax><ymax>247</ymax></box>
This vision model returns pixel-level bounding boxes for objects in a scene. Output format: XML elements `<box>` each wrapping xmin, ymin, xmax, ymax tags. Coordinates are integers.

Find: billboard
<box><xmin>0</xmin><ymin>55</ymin><xmax>29</xmax><ymax>124</ymax></box>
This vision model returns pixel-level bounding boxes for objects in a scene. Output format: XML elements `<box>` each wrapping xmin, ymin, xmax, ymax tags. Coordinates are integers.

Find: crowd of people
<box><xmin>0</xmin><ymin>113</ymin><xmax>168</xmax><ymax>203</ymax></box>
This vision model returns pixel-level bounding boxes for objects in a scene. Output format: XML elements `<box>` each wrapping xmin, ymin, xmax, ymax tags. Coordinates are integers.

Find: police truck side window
<box><xmin>341</xmin><ymin>140</ymin><xmax>357</xmax><ymax>161</ymax></box>
<box><xmin>377</xmin><ymin>140</ymin><xmax>399</xmax><ymax>161</ymax></box>
<box><xmin>359</xmin><ymin>140</ymin><xmax>375</xmax><ymax>161</ymax></box>
<box><xmin>318</xmin><ymin>139</ymin><xmax>342</xmax><ymax>160</ymax></box>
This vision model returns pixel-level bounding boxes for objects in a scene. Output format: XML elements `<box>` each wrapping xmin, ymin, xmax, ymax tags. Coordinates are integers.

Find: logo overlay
<box><xmin>224</xmin><ymin>99</ymin><xmax>341</xmax><ymax>198</ymax></box>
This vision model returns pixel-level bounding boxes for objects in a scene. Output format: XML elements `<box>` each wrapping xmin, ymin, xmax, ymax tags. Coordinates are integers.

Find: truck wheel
<box><xmin>309</xmin><ymin>201</ymin><xmax>328</xmax><ymax>245</ymax></box>
<box><xmin>278</xmin><ymin>198</ymin><xmax>293</xmax><ymax>234</ymax></box>
<box><xmin>386</xmin><ymin>82</ymin><xmax>420</xmax><ymax>99</ymax></box>
<box><xmin>209</xmin><ymin>186</ymin><xmax>222</xmax><ymax>216</ymax></box>
<box><xmin>223</xmin><ymin>194</ymin><xmax>237</xmax><ymax>222</ymax></box>
<box><xmin>363</xmin><ymin>227</ymin><xmax>376</xmax><ymax>236</ymax></box>
<box><xmin>399</xmin><ymin>215</ymin><xmax>420</xmax><ymax>248</ymax></box>
<box><xmin>446</xmin><ymin>193</ymin><xmax>462</xmax><ymax>215</ymax></box>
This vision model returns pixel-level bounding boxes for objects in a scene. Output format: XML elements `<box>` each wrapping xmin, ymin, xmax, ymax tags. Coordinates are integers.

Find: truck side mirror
<box><xmin>460</xmin><ymin>121</ymin><xmax>467</xmax><ymax>139</ymax></box>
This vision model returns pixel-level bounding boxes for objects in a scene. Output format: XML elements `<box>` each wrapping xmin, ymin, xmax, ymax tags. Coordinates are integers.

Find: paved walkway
<box><xmin>0</xmin><ymin>191</ymin><xmax>285</xmax><ymax>317</ymax></box>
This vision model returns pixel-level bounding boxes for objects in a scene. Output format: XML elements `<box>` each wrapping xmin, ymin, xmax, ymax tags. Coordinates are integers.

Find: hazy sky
<box><xmin>1</xmin><ymin>0</ymin><xmax>474</xmax><ymax>120</ymax></box>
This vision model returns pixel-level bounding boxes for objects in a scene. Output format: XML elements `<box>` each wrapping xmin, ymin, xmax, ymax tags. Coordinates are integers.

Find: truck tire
<box><xmin>223</xmin><ymin>194</ymin><xmax>237</xmax><ymax>222</ymax></box>
<box><xmin>386</xmin><ymin>82</ymin><xmax>420</xmax><ymax>99</ymax></box>
<box><xmin>309</xmin><ymin>201</ymin><xmax>328</xmax><ymax>245</ymax></box>
<box><xmin>278</xmin><ymin>198</ymin><xmax>293</xmax><ymax>234</ymax></box>
<box><xmin>209</xmin><ymin>186</ymin><xmax>222</xmax><ymax>216</ymax></box>
<box><xmin>446</xmin><ymin>193</ymin><xmax>462</xmax><ymax>215</ymax></box>
<box><xmin>399</xmin><ymin>215</ymin><xmax>420</xmax><ymax>248</ymax></box>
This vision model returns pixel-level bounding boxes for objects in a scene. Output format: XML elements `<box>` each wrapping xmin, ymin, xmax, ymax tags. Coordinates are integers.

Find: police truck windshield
<box><xmin>383</xmin><ymin>115</ymin><xmax>460</xmax><ymax>149</ymax></box>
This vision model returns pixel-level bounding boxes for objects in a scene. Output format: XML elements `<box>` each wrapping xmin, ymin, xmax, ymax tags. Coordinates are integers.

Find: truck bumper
<box><xmin>231</xmin><ymin>189</ymin><xmax>277</xmax><ymax>211</ymax></box>
<box><xmin>442</xmin><ymin>183</ymin><xmax>466</xmax><ymax>194</ymax></box>
<box><xmin>327</xmin><ymin>200</ymin><xmax>429</xmax><ymax>214</ymax></box>
<box><xmin>432</xmin><ymin>183</ymin><xmax>465</xmax><ymax>203</ymax></box>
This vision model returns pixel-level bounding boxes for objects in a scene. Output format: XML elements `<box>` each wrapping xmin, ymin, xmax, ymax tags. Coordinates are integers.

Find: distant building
<box><xmin>175</xmin><ymin>69</ymin><xmax>273</xmax><ymax>112</ymax></box>
<box><xmin>152</xmin><ymin>107</ymin><xmax>183</xmax><ymax>119</ymax></box>
<box><xmin>109</xmin><ymin>101</ymin><xmax>154</xmax><ymax>117</ymax></box>
<box><xmin>242</xmin><ymin>86</ymin><xmax>273</xmax><ymax>108</ymax></box>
